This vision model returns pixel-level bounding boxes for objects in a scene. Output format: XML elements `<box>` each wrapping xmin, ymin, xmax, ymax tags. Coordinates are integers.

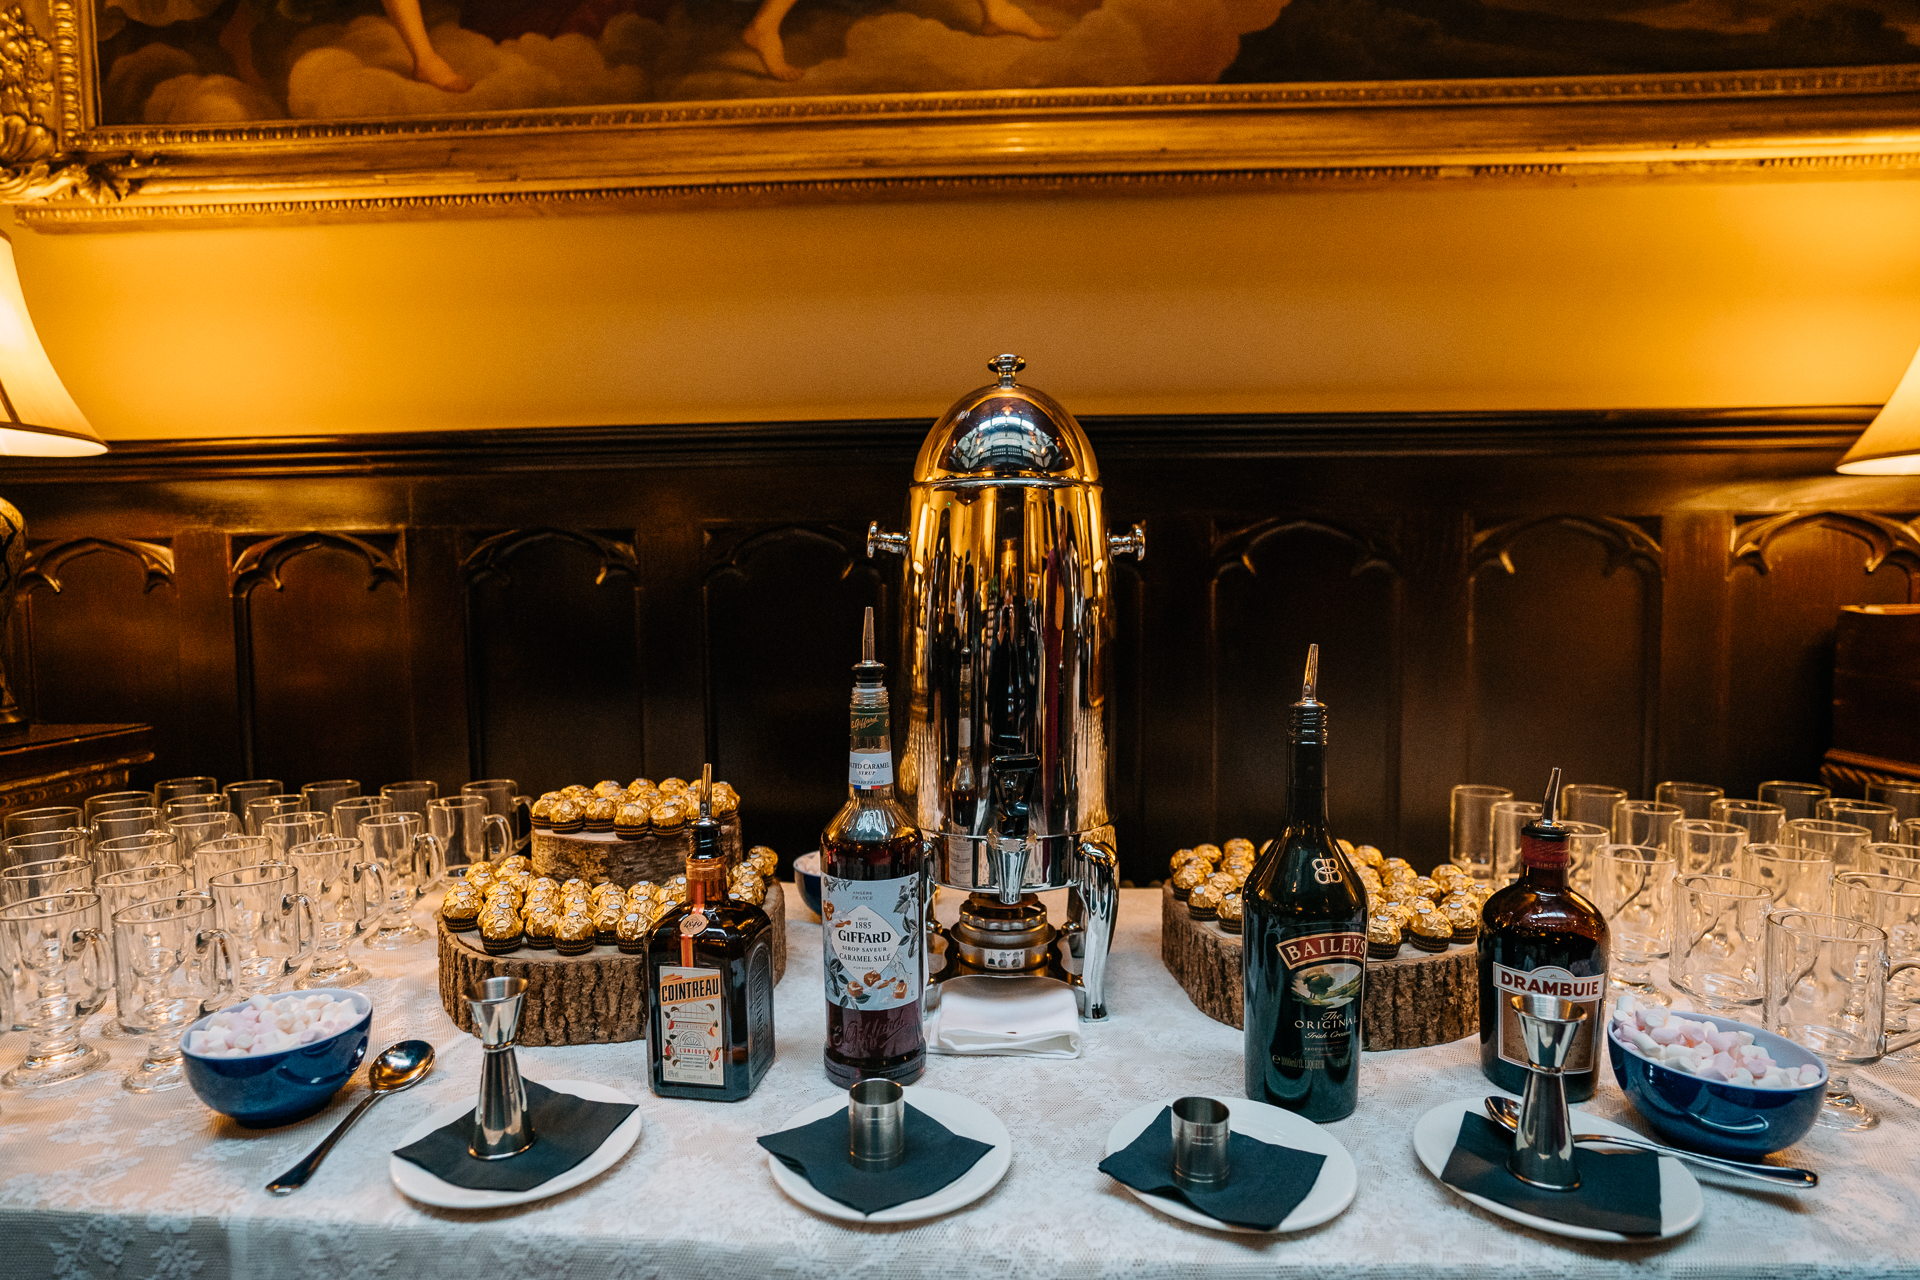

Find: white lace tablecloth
<box><xmin>5</xmin><ymin>885</ymin><xmax>1919</xmax><ymax>1280</ymax></box>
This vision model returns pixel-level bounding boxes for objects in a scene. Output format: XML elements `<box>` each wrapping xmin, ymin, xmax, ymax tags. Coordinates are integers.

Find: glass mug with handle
<box><xmin>153</xmin><ymin>776</ymin><xmax>218</xmax><ymax>807</ymax></box>
<box><xmin>1866</xmin><ymin>780</ymin><xmax>1920</xmax><ymax>824</ymax></box>
<box><xmin>1</xmin><ymin>855</ymin><xmax>94</xmax><ymax>905</ymax></box>
<box><xmin>1559</xmin><ymin>783</ymin><xmax>1627</xmax><ymax>830</ymax></box>
<box><xmin>429</xmin><ymin>795</ymin><xmax>511</xmax><ymax>880</ymax></box>
<box><xmin>208</xmin><ymin>863</ymin><xmax>316</xmax><ymax>996</ymax></box>
<box><xmin>94</xmin><ymin>861</ymin><xmax>193</xmax><ymax>1039</ymax></box>
<box><xmin>0</xmin><ymin>890</ymin><xmax>113</xmax><ymax>1087</ymax></box>
<box><xmin>1833</xmin><ymin>871</ymin><xmax>1920</xmax><ymax>1063</ymax></box>
<box><xmin>380</xmin><ymin>780</ymin><xmax>438</xmax><ymax>819</ymax></box>
<box><xmin>92</xmin><ymin>808</ymin><xmax>165</xmax><ymax>848</ymax></box>
<box><xmin>260</xmin><ymin>812</ymin><xmax>329</xmax><ymax>864</ymax></box>
<box><xmin>1667</xmin><ymin>819</ymin><xmax>1748</xmax><ymax>877</ymax></box>
<box><xmin>286</xmin><ymin>836</ymin><xmax>385</xmax><ymax>989</ymax></box>
<box><xmin>1591</xmin><ymin>843</ymin><xmax>1676</xmax><ymax>1009</ymax></box>
<box><xmin>4</xmin><ymin>806</ymin><xmax>84</xmax><ymax>840</ymax></box>
<box><xmin>1816</xmin><ymin>799</ymin><xmax>1898</xmax><ymax>844</ymax></box>
<box><xmin>84</xmin><ymin>791</ymin><xmax>154</xmax><ymax>824</ymax></box>
<box><xmin>357</xmin><ymin>813</ymin><xmax>444</xmax><ymax>949</ymax></box>
<box><xmin>1738</xmin><ymin>843</ymin><xmax>1834</xmax><ymax>915</ymax></box>
<box><xmin>1655</xmin><ymin>781</ymin><xmax>1723</xmax><ymax>821</ymax></box>
<box><xmin>1670</xmin><ymin>874</ymin><xmax>1773</xmax><ymax>1014</ymax></box>
<box><xmin>299</xmin><ymin>780</ymin><xmax>361</xmax><ymax>828</ymax></box>
<box><xmin>1448</xmin><ymin>784</ymin><xmax>1511</xmax><ymax>885</ymax></box>
<box><xmin>112</xmin><ymin>893</ymin><xmax>234</xmax><ymax>1093</ymax></box>
<box><xmin>191</xmin><ymin>834</ymin><xmax>273</xmax><ymax>894</ymax></box>
<box><xmin>221</xmin><ymin>779</ymin><xmax>284</xmax><ymax>817</ymax></box>
<box><xmin>1489</xmin><ymin>800</ymin><xmax>1541</xmax><ymax>885</ymax></box>
<box><xmin>168</xmin><ymin>811</ymin><xmax>241</xmax><ymax>875</ymax></box>
<box><xmin>162</xmin><ymin>795</ymin><xmax>230</xmax><ymax>823</ymax></box>
<box><xmin>1710</xmin><ymin>798</ymin><xmax>1786</xmax><ymax>847</ymax></box>
<box><xmin>1759</xmin><ymin>781</ymin><xmax>1830</xmax><ymax>822</ymax></box>
<box><xmin>245</xmin><ymin>794</ymin><xmax>306</xmax><ymax>836</ymax></box>
<box><xmin>3</xmin><ymin>828</ymin><xmax>91</xmax><ymax>872</ymax></box>
<box><xmin>331</xmin><ymin>795</ymin><xmax>391</xmax><ymax>843</ymax></box>
<box><xmin>95</xmin><ymin>830</ymin><xmax>181</xmax><ymax>877</ymax></box>
<box><xmin>1763</xmin><ymin>910</ymin><xmax>1920</xmax><ymax>1131</ymax></box>
<box><xmin>462</xmin><ymin>780</ymin><xmax>532</xmax><ymax>853</ymax></box>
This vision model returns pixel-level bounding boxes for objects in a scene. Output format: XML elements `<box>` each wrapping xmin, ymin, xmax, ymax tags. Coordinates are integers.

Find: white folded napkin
<box><xmin>925</xmin><ymin>975</ymin><xmax>1083</xmax><ymax>1058</ymax></box>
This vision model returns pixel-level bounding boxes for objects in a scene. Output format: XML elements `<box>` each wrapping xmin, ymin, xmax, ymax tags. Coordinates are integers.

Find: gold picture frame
<box><xmin>11</xmin><ymin>0</ymin><xmax>1920</xmax><ymax>226</ymax></box>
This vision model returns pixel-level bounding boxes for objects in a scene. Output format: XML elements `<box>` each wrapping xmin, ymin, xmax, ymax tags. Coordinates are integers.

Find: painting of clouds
<box><xmin>96</xmin><ymin>0</ymin><xmax>1920</xmax><ymax>125</ymax></box>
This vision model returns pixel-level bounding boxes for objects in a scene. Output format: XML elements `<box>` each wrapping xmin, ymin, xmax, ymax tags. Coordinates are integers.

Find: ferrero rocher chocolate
<box><xmin>555</xmin><ymin>911</ymin><xmax>596</xmax><ymax>955</ymax></box>
<box><xmin>1193</xmin><ymin>843</ymin><xmax>1223</xmax><ymax>864</ymax></box>
<box><xmin>529</xmin><ymin>877</ymin><xmax>559</xmax><ymax>896</ymax></box>
<box><xmin>710</xmin><ymin>789</ymin><xmax>739</xmax><ymax>818</ymax></box>
<box><xmin>1223</xmin><ymin>837</ymin><xmax>1256</xmax><ymax>861</ymax></box>
<box><xmin>1442</xmin><ymin>893</ymin><xmax>1481</xmax><ymax>940</ymax></box>
<box><xmin>1355</xmin><ymin>845</ymin><xmax>1387</xmax><ymax>873</ymax></box>
<box><xmin>650</xmin><ymin>801</ymin><xmax>688</xmax><ymax>833</ymax></box>
<box><xmin>613</xmin><ymin>802</ymin><xmax>649</xmax><ymax>836</ymax></box>
<box><xmin>464</xmin><ymin>863</ymin><xmax>495</xmax><ymax>893</ymax></box>
<box><xmin>616</xmin><ymin>909</ymin><xmax>650</xmax><ymax>953</ymax></box>
<box><xmin>549</xmin><ymin>799</ymin><xmax>584</xmax><ymax>833</ymax></box>
<box><xmin>628</xmin><ymin>880</ymin><xmax>658</xmax><ymax>903</ymax></box>
<box><xmin>592</xmin><ymin>898</ymin><xmax>625</xmax><ymax>945</ymax></box>
<box><xmin>530</xmin><ymin>796</ymin><xmax>554</xmax><ymax>829</ymax></box>
<box><xmin>627</xmin><ymin>777</ymin><xmax>655</xmax><ymax>793</ymax></box>
<box><xmin>728</xmin><ymin>873</ymin><xmax>767</xmax><ymax>907</ymax></box>
<box><xmin>1408</xmin><ymin>900</ymin><xmax>1452</xmax><ymax>952</ymax></box>
<box><xmin>748</xmin><ymin>846</ymin><xmax>778</xmax><ymax>880</ymax></box>
<box><xmin>1384</xmin><ymin>857</ymin><xmax>1414</xmax><ymax>881</ymax></box>
<box><xmin>441</xmin><ymin>886</ymin><xmax>482</xmax><ymax>931</ymax></box>
<box><xmin>590</xmin><ymin>882</ymin><xmax>625</xmax><ymax>907</ymax></box>
<box><xmin>659</xmin><ymin>777</ymin><xmax>688</xmax><ymax>796</ymax></box>
<box><xmin>1168</xmin><ymin>848</ymin><xmax>1200</xmax><ymax>876</ymax></box>
<box><xmin>1187</xmin><ymin>881</ymin><xmax>1222</xmax><ymax>920</ymax></box>
<box><xmin>584</xmin><ymin>797</ymin><xmax>616</xmax><ymax>832</ymax></box>
<box><xmin>524</xmin><ymin>908</ymin><xmax>559</xmax><ymax>949</ymax></box>
<box><xmin>1217</xmin><ymin>891</ymin><xmax>1244</xmax><ymax>934</ymax></box>
<box><xmin>592</xmin><ymin>780</ymin><xmax>624</xmax><ymax>800</ymax></box>
<box><xmin>1367</xmin><ymin>912</ymin><xmax>1403</xmax><ymax>959</ymax></box>
<box><xmin>499</xmin><ymin>855</ymin><xmax>530</xmax><ymax>875</ymax></box>
<box><xmin>661</xmin><ymin>876</ymin><xmax>689</xmax><ymax>905</ymax></box>
<box><xmin>480</xmin><ymin>909</ymin><xmax>523</xmax><ymax>955</ymax></box>
<box><xmin>1171</xmin><ymin>862</ymin><xmax>1207</xmax><ymax>900</ymax></box>
<box><xmin>1206</xmin><ymin>871</ymin><xmax>1240</xmax><ymax>898</ymax></box>
<box><xmin>1410</xmin><ymin>875</ymin><xmax>1442</xmax><ymax>902</ymax></box>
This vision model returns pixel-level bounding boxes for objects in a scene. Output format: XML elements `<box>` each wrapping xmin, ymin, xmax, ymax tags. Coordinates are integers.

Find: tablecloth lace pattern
<box><xmin>4</xmin><ymin>886</ymin><xmax>1920</xmax><ymax>1280</ymax></box>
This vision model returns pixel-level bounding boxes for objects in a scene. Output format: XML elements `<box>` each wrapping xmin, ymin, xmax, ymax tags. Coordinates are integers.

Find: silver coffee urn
<box><xmin>868</xmin><ymin>354</ymin><xmax>1145</xmax><ymax>1021</ymax></box>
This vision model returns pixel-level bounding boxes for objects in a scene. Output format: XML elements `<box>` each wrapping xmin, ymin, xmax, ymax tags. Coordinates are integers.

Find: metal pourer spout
<box><xmin>1541</xmin><ymin>766</ymin><xmax>1564</xmax><ymax>827</ymax></box>
<box><xmin>855</xmin><ymin>605</ymin><xmax>885</xmax><ymax>688</ymax></box>
<box><xmin>1301</xmin><ymin>643</ymin><xmax>1320</xmax><ymax>705</ymax></box>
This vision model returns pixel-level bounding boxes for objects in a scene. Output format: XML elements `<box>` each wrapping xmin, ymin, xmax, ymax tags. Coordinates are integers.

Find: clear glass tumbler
<box><xmin>1671</xmin><ymin>873</ymin><xmax>1773</xmax><ymax>1014</ymax></box>
<box><xmin>112</xmin><ymin>893</ymin><xmax>233</xmax><ymax>1093</ymax></box>
<box><xmin>1655</xmin><ymin>781</ymin><xmax>1723</xmax><ymax>821</ymax></box>
<box><xmin>1833</xmin><ymin>871</ymin><xmax>1920</xmax><ymax>1061</ymax></box>
<box><xmin>208</xmin><ymin>863</ymin><xmax>316</xmax><ymax>995</ymax></box>
<box><xmin>1710</xmin><ymin>798</ymin><xmax>1786</xmax><ymax>847</ymax></box>
<box><xmin>0</xmin><ymin>891</ymin><xmax>112</xmax><ymax>1087</ymax></box>
<box><xmin>1613</xmin><ymin>799</ymin><xmax>1684</xmax><ymax>851</ymax></box>
<box><xmin>1560</xmin><ymin>784</ymin><xmax>1627</xmax><ymax>830</ymax></box>
<box><xmin>1667</xmin><ymin>818</ymin><xmax>1748</xmax><ymax>877</ymax></box>
<box><xmin>1817</xmin><ymin>799</ymin><xmax>1898</xmax><ymax>843</ymax></box>
<box><xmin>1592</xmin><ymin>843</ymin><xmax>1676</xmax><ymax>1007</ymax></box>
<box><xmin>1490</xmin><ymin>800</ymin><xmax>1542</xmax><ymax>884</ymax></box>
<box><xmin>1763</xmin><ymin>910</ymin><xmax>1920</xmax><ymax>1131</ymax></box>
<box><xmin>1759</xmin><ymin>781</ymin><xmax>1831</xmax><ymax>822</ymax></box>
<box><xmin>286</xmin><ymin>836</ymin><xmax>384</xmax><ymax>988</ymax></box>
<box><xmin>1738</xmin><ymin>843</ymin><xmax>1833</xmax><ymax>915</ymax></box>
<box><xmin>1448</xmin><ymin>784</ymin><xmax>1512</xmax><ymax>885</ymax></box>
<box><xmin>4</xmin><ymin>806</ymin><xmax>84</xmax><ymax>839</ymax></box>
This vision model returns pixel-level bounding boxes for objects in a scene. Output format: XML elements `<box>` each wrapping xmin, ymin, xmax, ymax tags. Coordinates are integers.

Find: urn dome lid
<box><xmin>913</xmin><ymin>354</ymin><xmax>1098</xmax><ymax>485</ymax></box>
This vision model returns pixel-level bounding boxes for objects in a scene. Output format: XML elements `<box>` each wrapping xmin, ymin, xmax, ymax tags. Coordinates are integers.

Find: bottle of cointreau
<box><xmin>1243</xmin><ymin>645</ymin><xmax>1368</xmax><ymax>1122</ymax></box>
<box><xmin>820</xmin><ymin>607</ymin><xmax>928</xmax><ymax>1088</ymax></box>
<box><xmin>646</xmin><ymin>764</ymin><xmax>776</xmax><ymax>1101</ymax></box>
<box><xmin>1478</xmin><ymin>767</ymin><xmax>1610</xmax><ymax>1101</ymax></box>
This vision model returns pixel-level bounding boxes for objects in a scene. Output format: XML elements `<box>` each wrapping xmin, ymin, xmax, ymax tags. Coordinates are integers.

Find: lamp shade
<box><xmin>0</xmin><ymin>237</ymin><xmax>104</xmax><ymax>457</ymax></box>
<box><xmin>1838</xmin><ymin>342</ymin><xmax>1920</xmax><ymax>475</ymax></box>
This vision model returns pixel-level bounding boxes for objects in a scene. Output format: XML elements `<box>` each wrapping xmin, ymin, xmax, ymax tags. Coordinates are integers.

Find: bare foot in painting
<box><xmin>980</xmin><ymin>0</ymin><xmax>1056</xmax><ymax>38</ymax></box>
<box><xmin>381</xmin><ymin>0</ymin><xmax>473</xmax><ymax>91</ymax></box>
<box><xmin>742</xmin><ymin>0</ymin><xmax>806</xmax><ymax>80</ymax></box>
<box><xmin>412</xmin><ymin>49</ymin><xmax>473</xmax><ymax>92</ymax></box>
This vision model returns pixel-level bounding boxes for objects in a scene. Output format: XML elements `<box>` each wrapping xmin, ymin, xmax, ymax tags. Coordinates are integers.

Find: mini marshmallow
<box><xmin>189</xmin><ymin>994</ymin><xmax>364</xmax><ymax>1058</ymax></box>
<box><xmin>1612</xmin><ymin>997</ymin><xmax>1821</xmax><ymax>1090</ymax></box>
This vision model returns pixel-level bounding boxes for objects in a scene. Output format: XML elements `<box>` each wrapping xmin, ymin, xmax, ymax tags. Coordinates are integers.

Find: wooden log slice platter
<box><xmin>1160</xmin><ymin>884</ymin><xmax>1477</xmax><ymax>1051</ymax></box>
<box><xmin>531</xmin><ymin>817</ymin><xmax>744</xmax><ymax>888</ymax></box>
<box><xmin>436</xmin><ymin>884</ymin><xmax>786</xmax><ymax>1046</ymax></box>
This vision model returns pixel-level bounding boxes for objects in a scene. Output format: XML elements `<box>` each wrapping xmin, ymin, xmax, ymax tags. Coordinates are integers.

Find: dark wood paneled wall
<box><xmin>4</xmin><ymin>409</ymin><xmax>1917</xmax><ymax>880</ymax></box>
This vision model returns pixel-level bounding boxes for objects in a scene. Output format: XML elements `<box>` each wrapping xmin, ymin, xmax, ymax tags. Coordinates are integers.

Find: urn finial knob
<box><xmin>988</xmin><ymin>353</ymin><xmax>1025</xmax><ymax>387</ymax></box>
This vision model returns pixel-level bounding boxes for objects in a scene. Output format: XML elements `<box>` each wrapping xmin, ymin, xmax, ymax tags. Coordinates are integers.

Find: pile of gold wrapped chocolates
<box><xmin>1169</xmin><ymin>839</ymin><xmax>1259</xmax><ymax>934</ymax></box>
<box><xmin>1354</xmin><ymin>850</ymin><xmax>1490</xmax><ymax>959</ymax></box>
<box><xmin>531</xmin><ymin>776</ymin><xmax>740</xmax><ymax>836</ymax></box>
<box><xmin>440</xmin><ymin>847</ymin><xmax>780</xmax><ymax>957</ymax></box>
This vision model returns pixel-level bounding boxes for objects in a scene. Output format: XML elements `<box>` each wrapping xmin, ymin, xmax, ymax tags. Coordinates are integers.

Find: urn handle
<box><xmin>866</xmin><ymin>521</ymin><xmax>908</xmax><ymax>559</ymax></box>
<box><xmin>1108</xmin><ymin>523</ymin><xmax>1146</xmax><ymax>562</ymax></box>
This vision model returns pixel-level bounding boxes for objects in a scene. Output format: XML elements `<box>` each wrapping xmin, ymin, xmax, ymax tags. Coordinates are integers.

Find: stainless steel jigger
<box><xmin>1171</xmin><ymin>1096</ymin><xmax>1231</xmax><ymax>1191</ymax></box>
<box><xmin>1506</xmin><ymin>993</ymin><xmax>1588</xmax><ymax>1191</ymax></box>
<box><xmin>468</xmin><ymin>975</ymin><xmax>535</xmax><ymax>1161</ymax></box>
<box><xmin>848</xmin><ymin>1079</ymin><xmax>906</xmax><ymax>1172</ymax></box>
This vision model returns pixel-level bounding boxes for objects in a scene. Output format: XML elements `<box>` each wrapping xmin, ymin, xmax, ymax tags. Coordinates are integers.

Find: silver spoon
<box><xmin>1483</xmin><ymin>1096</ymin><xmax>1816</xmax><ymax>1188</ymax></box>
<box><xmin>267</xmin><ymin>1040</ymin><xmax>436</xmax><ymax>1195</ymax></box>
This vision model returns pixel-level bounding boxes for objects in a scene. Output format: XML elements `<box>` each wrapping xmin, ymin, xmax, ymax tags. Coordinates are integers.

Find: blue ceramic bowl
<box><xmin>794</xmin><ymin>851</ymin><xmax>822</xmax><ymax>918</ymax></box>
<box><xmin>181</xmin><ymin>990</ymin><xmax>372</xmax><ymax>1128</ymax></box>
<box><xmin>1608</xmin><ymin>1010</ymin><xmax>1825</xmax><ymax>1159</ymax></box>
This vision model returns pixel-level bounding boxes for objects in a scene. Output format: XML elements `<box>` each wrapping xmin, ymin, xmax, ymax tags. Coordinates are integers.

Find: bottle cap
<box><xmin>854</xmin><ymin>606</ymin><xmax>885</xmax><ymax>689</ymax></box>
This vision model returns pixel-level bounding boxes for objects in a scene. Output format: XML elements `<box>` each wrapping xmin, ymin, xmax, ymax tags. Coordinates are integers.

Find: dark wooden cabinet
<box><xmin>1</xmin><ymin>408</ymin><xmax>1914</xmax><ymax>879</ymax></box>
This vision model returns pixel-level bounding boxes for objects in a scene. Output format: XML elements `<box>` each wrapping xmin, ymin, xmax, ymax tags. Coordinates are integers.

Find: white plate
<box><xmin>764</xmin><ymin>1086</ymin><xmax>1012</xmax><ymax>1224</ymax></box>
<box><xmin>388</xmin><ymin>1078</ymin><xmax>643</xmax><ymax>1210</ymax></box>
<box><xmin>1411</xmin><ymin>1097</ymin><xmax>1703</xmax><ymax>1242</ymax></box>
<box><xmin>1101</xmin><ymin>1096</ymin><xmax>1358</xmax><ymax>1234</ymax></box>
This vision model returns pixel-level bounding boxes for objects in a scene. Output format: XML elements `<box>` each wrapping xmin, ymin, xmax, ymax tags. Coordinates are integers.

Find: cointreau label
<box><xmin>659</xmin><ymin>965</ymin><xmax>725</xmax><ymax>1086</ymax></box>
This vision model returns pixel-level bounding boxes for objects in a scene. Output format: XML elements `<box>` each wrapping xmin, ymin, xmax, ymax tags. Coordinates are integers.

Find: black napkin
<box><xmin>1440</xmin><ymin>1113</ymin><xmax>1663</xmax><ymax>1237</ymax></box>
<box><xmin>757</xmin><ymin>1104</ymin><xmax>995</xmax><ymax>1215</ymax></box>
<box><xmin>1097</xmin><ymin>1106</ymin><xmax>1327</xmax><ymax>1231</ymax></box>
<box><xmin>392</xmin><ymin>1080</ymin><xmax>638</xmax><ymax>1193</ymax></box>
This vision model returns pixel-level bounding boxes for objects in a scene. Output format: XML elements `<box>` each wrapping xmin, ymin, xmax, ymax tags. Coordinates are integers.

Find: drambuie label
<box><xmin>1493</xmin><ymin>964</ymin><xmax>1603</xmax><ymax>1001</ymax></box>
<box><xmin>1275</xmin><ymin>930</ymin><xmax>1368</xmax><ymax>970</ymax></box>
<box><xmin>1494</xmin><ymin>962</ymin><xmax>1604</xmax><ymax>1071</ymax></box>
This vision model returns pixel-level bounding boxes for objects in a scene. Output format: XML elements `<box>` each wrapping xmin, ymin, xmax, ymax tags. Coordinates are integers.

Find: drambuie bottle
<box><xmin>1477</xmin><ymin>767</ymin><xmax>1610</xmax><ymax>1101</ymax></box>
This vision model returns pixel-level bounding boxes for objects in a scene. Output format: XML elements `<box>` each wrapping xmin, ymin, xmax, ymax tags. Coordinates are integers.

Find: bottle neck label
<box><xmin>822</xmin><ymin>871</ymin><xmax>922</xmax><ymax>1011</ymax></box>
<box><xmin>850</xmin><ymin>704</ymin><xmax>893</xmax><ymax>787</ymax></box>
<box><xmin>1521</xmin><ymin>834</ymin><xmax>1567</xmax><ymax>872</ymax></box>
<box><xmin>850</xmin><ymin>751</ymin><xmax>894</xmax><ymax>787</ymax></box>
